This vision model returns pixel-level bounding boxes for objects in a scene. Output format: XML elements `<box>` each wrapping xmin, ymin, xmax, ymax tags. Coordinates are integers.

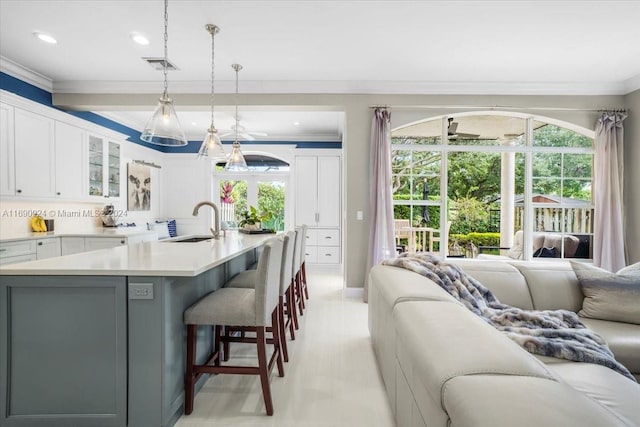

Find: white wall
<box><xmin>624</xmin><ymin>89</ymin><xmax>640</xmax><ymax>264</ymax></box>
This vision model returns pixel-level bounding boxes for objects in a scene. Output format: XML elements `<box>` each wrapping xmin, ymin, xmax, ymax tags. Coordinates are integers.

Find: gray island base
<box><xmin>0</xmin><ymin>232</ymin><xmax>270</xmax><ymax>427</ymax></box>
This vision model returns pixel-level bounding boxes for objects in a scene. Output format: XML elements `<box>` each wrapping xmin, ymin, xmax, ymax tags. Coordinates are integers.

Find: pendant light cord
<box><xmin>210</xmin><ymin>27</ymin><xmax>216</xmax><ymax>128</ymax></box>
<box><xmin>233</xmin><ymin>63</ymin><xmax>242</xmax><ymax>145</ymax></box>
<box><xmin>163</xmin><ymin>0</ymin><xmax>169</xmax><ymax>98</ymax></box>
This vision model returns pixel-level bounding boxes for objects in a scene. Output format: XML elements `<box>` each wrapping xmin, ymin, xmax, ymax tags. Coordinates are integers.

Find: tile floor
<box><xmin>175</xmin><ymin>270</ymin><xmax>395</xmax><ymax>427</ymax></box>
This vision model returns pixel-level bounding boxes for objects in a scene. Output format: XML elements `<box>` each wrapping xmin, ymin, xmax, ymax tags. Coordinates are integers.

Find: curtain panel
<box><xmin>364</xmin><ymin>108</ymin><xmax>395</xmax><ymax>302</ymax></box>
<box><xmin>594</xmin><ymin>111</ymin><xmax>627</xmax><ymax>272</ymax></box>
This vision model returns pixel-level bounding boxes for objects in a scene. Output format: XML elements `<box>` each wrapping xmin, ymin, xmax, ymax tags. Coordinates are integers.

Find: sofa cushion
<box><xmin>571</xmin><ymin>261</ymin><xmax>640</xmax><ymax>325</ymax></box>
<box><xmin>579</xmin><ymin>317</ymin><xmax>640</xmax><ymax>375</ymax></box>
<box><xmin>509</xmin><ymin>261</ymin><xmax>583</xmax><ymax>311</ymax></box>
<box><xmin>443</xmin><ymin>375</ymin><xmax>634</xmax><ymax>427</ymax></box>
<box><xmin>450</xmin><ymin>259</ymin><xmax>534</xmax><ymax>309</ymax></box>
<box><xmin>548</xmin><ymin>362</ymin><xmax>640</xmax><ymax>423</ymax></box>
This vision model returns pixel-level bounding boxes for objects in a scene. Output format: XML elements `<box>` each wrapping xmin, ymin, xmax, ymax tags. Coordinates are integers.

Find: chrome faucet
<box><xmin>192</xmin><ymin>201</ymin><xmax>221</xmax><ymax>239</ymax></box>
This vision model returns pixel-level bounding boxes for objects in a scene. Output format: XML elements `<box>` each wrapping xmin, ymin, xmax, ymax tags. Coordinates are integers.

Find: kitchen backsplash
<box><xmin>0</xmin><ymin>201</ymin><xmax>105</xmax><ymax>234</ymax></box>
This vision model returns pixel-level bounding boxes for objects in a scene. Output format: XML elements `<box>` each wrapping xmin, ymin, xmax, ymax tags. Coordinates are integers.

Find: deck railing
<box><xmin>514</xmin><ymin>206</ymin><xmax>593</xmax><ymax>234</ymax></box>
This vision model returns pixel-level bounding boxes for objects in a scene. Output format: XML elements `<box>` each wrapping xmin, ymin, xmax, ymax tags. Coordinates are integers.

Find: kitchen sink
<box><xmin>167</xmin><ymin>236</ymin><xmax>213</xmax><ymax>243</ymax></box>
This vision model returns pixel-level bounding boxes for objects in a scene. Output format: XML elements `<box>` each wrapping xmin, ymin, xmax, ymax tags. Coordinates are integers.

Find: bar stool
<box><xmin>183</xmin><ymin>237</ymin><xmax>284</xmax><ymax>416</ymax></box>
<box><xmin>294</xmin><ymin>225</ymin><xmax>308</xmax><ymax>314</ymax></box>
<box><xmin>226</xmin><ymin>231</ymin><xmax>296</xmax><ymax>362</ymax></box>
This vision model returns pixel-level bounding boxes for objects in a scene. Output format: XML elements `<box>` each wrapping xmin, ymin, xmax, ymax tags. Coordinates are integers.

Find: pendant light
<box><xmin>141</xmin><ymin>0</ymin><xmax>187</xmax><ymax>146</ymax></box>
<box><xmin>224</xmin><ymin>64</ymin><xmax>249</xmax><ymax>171</ymax></box>
<box><xmin>197</xmin><ymin>24</ymin><xmax>225</xmax><ymax>158</ymax></box>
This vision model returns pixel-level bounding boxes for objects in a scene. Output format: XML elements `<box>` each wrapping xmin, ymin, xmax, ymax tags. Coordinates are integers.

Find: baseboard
<box><xmin>343</xmin><ymin>287</ymin><xmax>364</xmax><ymax>299</ymax></box>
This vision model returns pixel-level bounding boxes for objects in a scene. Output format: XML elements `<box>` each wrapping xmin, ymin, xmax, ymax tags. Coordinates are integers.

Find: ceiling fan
<box><xmin>219</xmin><ymin>122</ymin><xmax>268</xmax><ymax>141</ymax></box>
<box><xmin>447</xmin><ymin>118</ymin><xmax>480</xmax><ymax>139</ymax></box>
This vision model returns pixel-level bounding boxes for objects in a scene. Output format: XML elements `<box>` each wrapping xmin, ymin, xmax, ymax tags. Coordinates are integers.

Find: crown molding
<box><xmin>623</xmin><ymin>74</ymin><xmax>640</xmax><ymax>94</ymax></box>
<box><xmin>0</xmin><ymin>56</ymin><xmax>53</xmax><ymax>92</ymax></box>
<box><xmin>52</xmin><ymin>79</ymin><xmax>632</xmax><ymax>96</ymax></box>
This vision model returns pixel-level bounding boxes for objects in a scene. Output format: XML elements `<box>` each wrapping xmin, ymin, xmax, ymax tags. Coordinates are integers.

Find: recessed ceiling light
<box><xmin>191</xmin><ymin>122</ymin><xmax>197</xmax><ymax>126</ymax></box>
<box><xmin>293</xmin><ymin>121</ymin><xmax>300</xmax><ymax>126</ymax></box>
<box><xmin>130</xmin><ymin>32</ymin><xmax>150</xmax><ymax>45</ymax></box>
<box><xmin>33</xmin><ymin>32</ymin><xmax>57</xmax><ymax>44</ymax></box>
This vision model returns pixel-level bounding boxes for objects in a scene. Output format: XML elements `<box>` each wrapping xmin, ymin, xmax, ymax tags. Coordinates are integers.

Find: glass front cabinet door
<box><xmin>88</xmin><ymin>135</ymin><xmax>120</xmax><ymax>199</ymax></box>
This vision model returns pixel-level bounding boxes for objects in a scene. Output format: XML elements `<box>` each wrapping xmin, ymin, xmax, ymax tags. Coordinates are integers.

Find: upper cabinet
<box><xmin>55</xmin><ymin>121</ymin><xmax>85</xmax><ymax>199</ymax></box>
<box><xmin>14</xmin><ymin>108</ymin><xmax>56</xmax><ymax>198</ymax></box>
<box><xmin>88</xmin><ymin>135</ymin><xmax>120</xmax><ymax>199</ymax></box>
<box><xmin>0</xmin><ymin>93</ymin><xmax>126</xmax><ymax>203</ymax></box>
<box><xmin>0</xmin><ymin>103</ymin><xmax>15</xmax><ymax>196</ymax></box>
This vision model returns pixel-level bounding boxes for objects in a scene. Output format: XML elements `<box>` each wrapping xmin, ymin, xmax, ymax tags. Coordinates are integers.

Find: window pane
<box><xmin>533</xmin><ymin>178</ymin><xmax>562</xmax><ymax>197</ymax></box>
<box><xmin>563</xmin><ymin>154</ymin><xmax>592</xmax><ymax>178</ymax></box>
<box><xmin>258</xmin><ymin>181</ymin><xmax>285</xmax><ymax>231</ymax></box>
<box><xmin>533</xmin><ymin>123</ymin><xmax>592</xmax><ymax>147</ymax></box>
<box><xmin>392</xmin><ymin>176</ymin><xmax>412</xmax><ymax>199</ymax></box>
<box><xmin>448</xmin><ymin>116</ymin><xmax>525</xmax><ymax>146</ymax></box>
<box><xmin>563</xmin><ymin>179</ymin><xmax>591</xmax><ymax>202</ymax></box>
<box><xmin>220</xmin><ymin>180</ymin><xmax>247</xmax><ymax>227</ymax></box>
<box><xmin>532</xmin><ymin>153</ymin><xmax>562</xmax><ymax>177</ymax></box>
<box><xmin>392</xmin><ymin>118</ymin><xmax>443</xmax><ymax>145</ymax></box>
<box><xmin>392</xmin><ymin>150</ymin><xmax>412</xmax><ymax>174</ymax></box>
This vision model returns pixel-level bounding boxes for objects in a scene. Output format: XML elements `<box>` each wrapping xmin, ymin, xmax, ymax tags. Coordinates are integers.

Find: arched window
<box><xmin>391</xmin><ymin>113</ymin><xmax>594</xmax><ymax>260</ymax></box>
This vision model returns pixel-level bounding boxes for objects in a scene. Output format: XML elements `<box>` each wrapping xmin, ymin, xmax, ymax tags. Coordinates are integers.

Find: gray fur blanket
<box><xmin>383</xmin><ymin>252</ymin><xmax>636</xmax><ymax>382</ymax></box>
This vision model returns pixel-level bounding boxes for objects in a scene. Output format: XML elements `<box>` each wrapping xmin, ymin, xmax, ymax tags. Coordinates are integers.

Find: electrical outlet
<box><xmin>356</xmin><ymin>211</ymin><xmax>363</xmax><ymax>220</ymax></box>
<box><xmin>129</xmin><ymin>283</ymin><xmax>154</xmax><ymax>300</ymax></box>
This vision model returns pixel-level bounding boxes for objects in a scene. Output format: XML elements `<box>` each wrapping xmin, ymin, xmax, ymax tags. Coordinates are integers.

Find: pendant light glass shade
<box><xmin>225</xmin><ymin>141</ymin><xmax>248</xmax><ymax>171</ymax></box>
<box><xmin>224</xmin><ymin>64</ymin><xmax>249</xmax><ymax>171</ymax></box>
<box><xmin>141</xmin><ymin>0</ymin><xmax>187</xmax><ymax>147</ymax></box>
<box><xmin>197</xmin><ymin>24</ymin><xmax>226</xmax><ymax>158</ymax></box>
<box><xmin>141</xmin><ymin>94</ymin><xmax>188</xmax><ymax>146</ymax></box>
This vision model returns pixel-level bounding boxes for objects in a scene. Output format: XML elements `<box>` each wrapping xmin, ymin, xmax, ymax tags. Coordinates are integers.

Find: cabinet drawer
<box><xmin>303</xmin><ymin>246</ymin><xmax>318</xmax><ymax>264</ymax></box>
<box><xmin>316</xmin><ymin>246</ymin><xmax>340</xmax><ymax>264</ymax></box>
<box><xmin>85</xmin><ymin>237</ymin><xmax>126</xmax><ymax>252</ymax></box>
<box><xmin>304</xmin><ymin>229</ymin><xmax>318</xmax><ymax>246</ymax></box>
<box><xmin>36</xmin><ymin>237</ymin><xmax>61</xmax><ymax>260</ymax></box>
<box><xmin>61</xmin><ymin>237</ymin><xmax>86</xmax><ymax>255</ymax></box>
<box><xmin>0</xmin><ymin>253</ymin><xmax>37</xmax><ymax>265</ymax></box>
<box><xmin>0</xmin><ymin>240</ymin><xmax>36</xmax><ymax>259</ymax></box>
<box><xmin>316</xmin><ymin>229</ymin><xmax>340</xmax><ymax>246</ymax></box>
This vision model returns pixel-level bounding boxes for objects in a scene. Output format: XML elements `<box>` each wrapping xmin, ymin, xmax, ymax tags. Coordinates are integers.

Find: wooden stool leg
<box><xmin>278</xmin><ymin>295</ymin><xmax>289</xmax><ymax>362</ymax></box>
<box><xmin>302</xmin><ymin>261</ymin><xmax>309</xmax><ymax>300</ymax></box>
<box><xmin>296</xmin><ymin>271</ymin><xmax>305</xmax><ymax>314</ymax></box>
<box><xmin>214</xmin><ymin>325</ymin><xmax>222</xmax><ymax>366</ymax></box>
<box><xmin>184</xmin><ymin>324</ymin><xmax>197</xmax><ymax>415</ymax></box>
<box><xmin>288</xmin><ymin>283</ymin><xmax>298</xmax><ymax>335</ymax></box>
<box><xmin>223</xmin><ymin>326</ymin><xmax>231</xmax><ymax>361</ymax></box>
<box><xmin>256</xmin><ymin>327</ymin><xmax>274</xmax><ymax>416</ymax></box>
<box><xmin>272</xmin><ymin>309</ymin><xmax>285</xmax><ymax>377</ymax></box>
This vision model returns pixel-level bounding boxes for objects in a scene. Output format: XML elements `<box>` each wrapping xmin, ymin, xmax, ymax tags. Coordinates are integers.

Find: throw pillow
<box><xmin>166</xmin><ymin>219</ymin><xmax>177</xmax><ymax>237</ymax></box>
<box><xmin>570</xmin><ymin>261</ymin><xmax>640</xmax><ymax>325</ymax></box>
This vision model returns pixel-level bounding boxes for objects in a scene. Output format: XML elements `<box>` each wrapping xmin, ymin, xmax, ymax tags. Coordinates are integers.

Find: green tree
<box><xmin>258</xmin><ymin>183</ymin><xmax>285</xmax><ymax>230</ymax></box>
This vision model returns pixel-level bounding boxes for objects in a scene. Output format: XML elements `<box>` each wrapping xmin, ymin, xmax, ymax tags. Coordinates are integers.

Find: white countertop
<box><xmin>0</xmin><ymin>232</ymin><xmax>273</xmax><ymax>277</ymax></box>
<box><xmin>0</xmin><ymin>228</ymin><xmax>157</xmax><ymax>243</ymax></box>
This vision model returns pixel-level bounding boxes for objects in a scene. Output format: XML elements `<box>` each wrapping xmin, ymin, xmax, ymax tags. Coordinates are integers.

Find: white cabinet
<box><xmin>14</xmin><ymin>108</ymin><xmax>55</xmax><ymax>198</ymax></box>
<box><xmin>61</xmin><ymin>237</ymin><xmax>86</xmax><ymax>255</ymax></box>
<box><xmin>55</xmin><ymin>122</ymin><xmax>85</xmax><ymax>199</ymax></box>
<box><xmin>36</xmin><ymin>237</ymin><xmax>61</xmax><ymax>259</ymax></box>
<box><xmin>295</xmin><ymin>156</ymin><xmax>341</xmax><ymax>227</ymax></box>
<box><xmin>85</xmin><ymin>237</ymin><xmax>127</xmax><ymax>251</ymax></box>
<box><xmin>0</xmin><ymin>240</ymin><xmax>37</xmax><ymax>265</ymax></box>
<box><xmin>295</xmin><ymin>155</ymin><xmax>342</xmax><ymax>265</ymax></box>
<box><xmin>0</xmin><ymin>103</ymin><xmax>15</xmax><ymax>196</ymax></box>
<box><xmin>88</xmin><ymin>135</ymin><xmax>121</xmax><ymax>200</ymax></box>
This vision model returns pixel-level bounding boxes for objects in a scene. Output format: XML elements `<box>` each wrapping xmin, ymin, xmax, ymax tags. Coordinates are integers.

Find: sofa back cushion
<box><xmin>449</xmin><ymin>259</ymin><xmax>534</xmax><ymax>310</ymax></box>
<box><xmin>509</xmin><ymin>261</ymin><xmax>583</xmax><ymax>312</ymax></box>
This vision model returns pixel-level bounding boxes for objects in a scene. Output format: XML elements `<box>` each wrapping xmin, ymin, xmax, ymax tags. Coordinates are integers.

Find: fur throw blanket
<box><xmin>383</xmin><ymin>252</ymin><xmax>636</xmax><ymax>382</ymax></box>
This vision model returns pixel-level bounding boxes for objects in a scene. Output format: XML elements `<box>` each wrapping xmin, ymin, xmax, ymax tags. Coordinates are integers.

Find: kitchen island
<box><xmin>0</xmin><ymin>232</ymin><xmax>272</xmax><ymax>427</ymax></box>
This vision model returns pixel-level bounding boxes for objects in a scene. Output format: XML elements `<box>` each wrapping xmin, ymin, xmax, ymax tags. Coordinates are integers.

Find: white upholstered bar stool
<box><xmin>183</xmin><ymin>237</ymin><xmax>284</xmax><ymax>416</ymax></box>
<box><xmin>294</xmin><ymin>225</ymin><xmax>309</xmax><ymax>314</ymax></box>
<box><xmin>225</xmin><ymin>231</ymin><xmax>296</xmax><ymax>362</ymax></box>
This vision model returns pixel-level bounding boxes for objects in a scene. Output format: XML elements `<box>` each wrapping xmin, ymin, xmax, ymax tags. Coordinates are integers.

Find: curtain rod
<box><xmin>369</xmin><ymin>105</ymin><xmax>628</xmax><ymax>113</ymax></box>
<box><xmin>132</xmin><ymin>160</ymin><xmax>162</xmax><ymax>169</ymax></box>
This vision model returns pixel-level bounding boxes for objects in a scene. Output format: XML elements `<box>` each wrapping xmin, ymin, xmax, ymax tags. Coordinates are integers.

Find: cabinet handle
<box><xmin>324</xmin><ymin>236</ymin><xmax>332</xmax><ymax>239</ymax></box>
<box><xmin>56</xmin><ymin>192</ymin><xmax>61</xmax><ymax>196</ymax></box>
<box><xmin>0</xmin><ymin>248</ymin><xmax>7</xmax><ymax>252</ymax></box>
<box><xmin>38</xmin><ymin>242</ymin><xmax>43</xmax><ymax>246</ymax></box>
<box><xmin>120</xmin><ymin>240</ymin><xmax>125</xmax><ymax>244</ymax></box>
<box><xmin>16</xmin><ymin>189</ymin><xmax>22</xmax><ymax>193</ymax></box>
<box><xmin>325</xmin><ymin>253</ymin><xmax>332</xmax><ymax>256</ymax></box>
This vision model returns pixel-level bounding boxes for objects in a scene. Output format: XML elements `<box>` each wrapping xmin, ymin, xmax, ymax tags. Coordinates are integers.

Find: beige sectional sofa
<box><xmin>368</xmin><ymin>259</ymin><xmax>640</xmax><ymax>427</ymax></box>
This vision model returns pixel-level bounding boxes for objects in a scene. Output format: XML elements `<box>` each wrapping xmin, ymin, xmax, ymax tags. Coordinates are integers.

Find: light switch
<box><xmin>356</xmin><ymin>211</ymin><xmax>363</xmax><ymax>220</ymax></box>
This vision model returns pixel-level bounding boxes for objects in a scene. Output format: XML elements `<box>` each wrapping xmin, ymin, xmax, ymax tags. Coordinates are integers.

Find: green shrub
<box><xmin>450</xmin><ymin>232</ymin><xmax>500</xmax><ymax>248</ymax></box>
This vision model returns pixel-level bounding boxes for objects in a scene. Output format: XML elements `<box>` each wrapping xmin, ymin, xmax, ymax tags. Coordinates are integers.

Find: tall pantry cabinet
<box><xmin>294</xmin><ymin>154</ymin><xmax>342</xmax><ymax>265</ymax></box>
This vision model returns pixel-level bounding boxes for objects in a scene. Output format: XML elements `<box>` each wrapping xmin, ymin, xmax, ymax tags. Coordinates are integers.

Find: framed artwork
<box><xmin>127</xmin><ymin>163</ymin><xmax>151</xmax><ymax>211</ymax></box>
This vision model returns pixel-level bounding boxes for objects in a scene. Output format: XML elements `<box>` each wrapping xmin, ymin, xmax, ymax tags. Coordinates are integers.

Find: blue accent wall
<box><xmin>1</xmin><ymin>71</ymin><xmax>342</xmax><ymax>152</ymax></box>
